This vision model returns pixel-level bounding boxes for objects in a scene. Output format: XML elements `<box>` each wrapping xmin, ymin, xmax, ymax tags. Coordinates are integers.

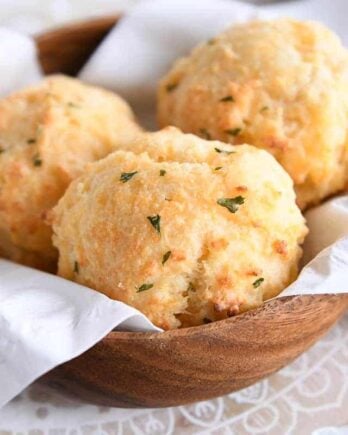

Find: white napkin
<box><xmin>0</xmin><ymin>27</ymin><xmax>42</xmax><ymax>96</ymax></box>
<box><xmin>1</xmin><ymin>0</ymin><xmax>348</xmax><ymax>409</ymax></box>
<box><xmin>303</xmin><ymin>196</ymin><xmax>348</xmax><ymax>264</ymax></box>
<box><xmin>0</xmin><ymin>260</ymin><xmax>160</xmax><ymax>409</ymax></box>
<box><xmin>80</xmin><ymin>0</ymin><xmax>258</xmax><ymax>129</ymax></box>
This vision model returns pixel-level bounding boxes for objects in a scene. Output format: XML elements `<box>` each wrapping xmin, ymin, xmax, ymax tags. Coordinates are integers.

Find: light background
<box><xmin>0</xmin><ymin>0</ymin><xmax>290</xmax><ymax>34</ymax></box>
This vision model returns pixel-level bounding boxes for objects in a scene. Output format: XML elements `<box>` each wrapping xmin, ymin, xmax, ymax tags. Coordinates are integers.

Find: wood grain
<box><xmin>35</xmin><ymin>17</ymin><xmax>348</xmax><ymax>408</ymax></box>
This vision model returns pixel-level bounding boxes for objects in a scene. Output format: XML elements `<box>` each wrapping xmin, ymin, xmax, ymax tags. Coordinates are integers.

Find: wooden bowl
<box><xmin>35</xmin><ymin>17</ymin><xmax>348</xmax><ymax>408</ymax></box>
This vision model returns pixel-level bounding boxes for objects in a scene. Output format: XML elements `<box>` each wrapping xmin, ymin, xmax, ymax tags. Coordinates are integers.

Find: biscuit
<box><xmin>0</xmin><ymin>75</ymin><xmax>141</xmax><ymax>270</ymax></box>
<box><xmin>158</xmin><ymin>19</ymin><xmax>348</xmax><ymax>209</ymax></box>
<box><xmin>52</xmin><ymin>128</ymin><xmax>307</xmax><ymax>329</ymax></box>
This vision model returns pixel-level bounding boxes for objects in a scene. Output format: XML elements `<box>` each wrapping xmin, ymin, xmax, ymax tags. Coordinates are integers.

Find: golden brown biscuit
<box><xmin>158</xmin><ymin>19</ymin><xmax>348</xmax><ymax>209</ymax></box>
<box><xmin>52</xmin><ymin>128</ymin><xmax>307</xmax><ymax>329</ymax></box>
<box><xmin>0</xmin><ymin>75</ymin><xmax>141</xmax><ymax>271</ymax></box>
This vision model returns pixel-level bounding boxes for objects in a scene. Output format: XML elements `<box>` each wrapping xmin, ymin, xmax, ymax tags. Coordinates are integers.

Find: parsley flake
<box><xmin>207</xmin><ymin>38</ymin><xmax>216</xmax><ymax>45</ymax></box>
<box><xmin>217</xmin><ymin>196</ymin><xmax>245</xmax><ymax>213</ymax></box>
<box><xmin>74</xmin><ymin>261</ymin><xmax>79</xmax><ymax>274</ymax></box>
<box><xmin>27</xmin><ymin>138</ymin><xmax>36</xmax><ymax>144</ymax></box>
<box><xmin>162</xmin><ymin>250</ymin><xmax>172</xmax><ymax>265</ymax></box>
<box><xmin>120</xmin><ymin>171</ymin><xmax>138</xmax><ymax>183</ymax></box>
<box><xmin>225</xmin><ymin>128</ymin><xmax>242</xmax><ymax>136</ymax></box>
<box><xmin>214</xmin><ymin>166</ymin><xmax>223</xmax><ymax>171</ymax></box>
<box><xmin>199</xmin><ymin>128</ymin><xmax>211</xmax><ymax>140</ymax></box>
<box><xmin>147</xmin><ymin>214</ymin><xmax>161</xmax><ymax>234</ymax></box>
<box><xmin>220</xmin><ymin>95</ymin><xmax>234</xmax><ymax>103</ymax></box>
<box><xmin>137</xmin><ymin>283</ymin><xmax>154</xmax><ymax>293</ymax></box>
<box><xmin>253</xmin><ymin>277</ymin><xmax>264</xmax><ymax>288</ymax></box>
<box><xmin>159</xmin><ymin>169</ymin><xmax>166</xmax><ymax>176</ymax></box>
<box><xmin>33</xmin><ymin>154</ymin><xmax>42</xmax><ymax>167</ymax></box>
<box><xmin>214</xmin><ymin>147</ymin><xmax>235</xmax><ymax>155</ymax></box>
<box><xmin>166</xmin><ymin>83</ymin><xmax>178</xmax><ymax>92</ymax></box>
<box><xmin>67</xmin><ymin>102</ymin><xmax>80</xmax><ymax>108</ymax></box>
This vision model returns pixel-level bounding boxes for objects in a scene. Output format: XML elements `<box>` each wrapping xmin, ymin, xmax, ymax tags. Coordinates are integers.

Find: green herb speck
<box><xmin>214</xmin><ymin>166</ymin><xmax>223</xmax><ymax>171</ymax></box>
<box><xmin>220</xmin><ymin>95</ymin><xmax>234</xmax><ymax>103</ymax></box>
<box><xmin>147</xmin><ymin>214</ymin><xmax>161</xmax><ymax>234</ymax></box>
<box><xmin>162</xmin><ymin>250</ymin><xmax>172</xmax><ymax>265</ymax></box>
<box><xmin>214</xmin><ymin>147</ymin><xmax>235</xmax><ymax>155</ymax></box>
<box><xmin>74</xmin><ymin>261</ymin><xmax>79</xmax><ymax>274</ymax></box>
<box><xmin>166</xmin><ymin>83</ymin><xmax>178</xmax><ymax>92</ymax></box>
<box><xmin>217</xmin><ymin>196</ymin><xmax>245</xmax><ymax>213</ymax></box>
<box><xmin>225</xmin><ymin>128</ymin><xmax>242</xmax><ymax>137</ymax></box>
<box><xmin>33</xmin><ymin>155</ymin><xmax>42</xmax><ymax>167</ymax></box>
<box><xmin>27</xmin><ymin>138</ymin><xmax>36</xmax><ymax>144</ymax></box>
<box><xmin>137</xmin><ymin>283</ymin><xmax>154</xmax><ymax>293</ymax></box>
<box><xmin>159</xmin><ymin>169</ymin><xmax>166</xmax><ymax>176</ymax></box>
<box><xmin>207</xmin><ymin>38</ymin><xmax>216</xmax><ymax>45</ymax></box>
<box><xmin>67</xmin><ymin>102</ymin><xmax>80</xmax><ymax>108</ymax></box>
<box><xmin>120</xmin><ymin>171</ymin><xmax>138</xmax><ymax>183</ymax></box>
<box><xmin>253</xmin><ymin>277</ymin><xmax>264</xmax><ymax>288</ymax></box>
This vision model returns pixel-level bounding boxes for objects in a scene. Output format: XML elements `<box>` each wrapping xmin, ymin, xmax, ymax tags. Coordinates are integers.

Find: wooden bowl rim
<box><xmin>108</xmin><ymin>294</ymin><xmax>347</xmax><ymax>339</ymax></box>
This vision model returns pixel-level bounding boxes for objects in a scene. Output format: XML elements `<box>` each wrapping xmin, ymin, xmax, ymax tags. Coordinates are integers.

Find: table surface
<box><xmin>0</xmin><ymin>1</ymin><xmax>347</xmax><ymax>433</ymax></box>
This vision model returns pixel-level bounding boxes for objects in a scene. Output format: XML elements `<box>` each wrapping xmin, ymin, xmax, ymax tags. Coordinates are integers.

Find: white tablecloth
<box><xmin>0</xmin><ymin>1</ymin><xmax>347</xmax><ymax>433</ymax></box>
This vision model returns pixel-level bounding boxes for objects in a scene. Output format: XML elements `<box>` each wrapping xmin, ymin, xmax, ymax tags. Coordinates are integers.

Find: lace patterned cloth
<box><xmin>0</xmin><ymin>1</ymin><xmax>347</xmax><ymax>433</ymax></box>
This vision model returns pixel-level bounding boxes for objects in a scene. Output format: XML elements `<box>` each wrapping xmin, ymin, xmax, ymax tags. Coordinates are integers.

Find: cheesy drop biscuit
<box><xmin>52</xmin><ymin>128</ymin><xmax>307</xmax><ymax>329</ymax></box>
<box><xmin>158</xmin><ymin>19</ymin><xmax>348</xmax><ymax>209</ymax></box>
<box><xmin>0</xmin><ymin>75</ymin><xmax>141</xmax><ymax>270</ymax></box>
